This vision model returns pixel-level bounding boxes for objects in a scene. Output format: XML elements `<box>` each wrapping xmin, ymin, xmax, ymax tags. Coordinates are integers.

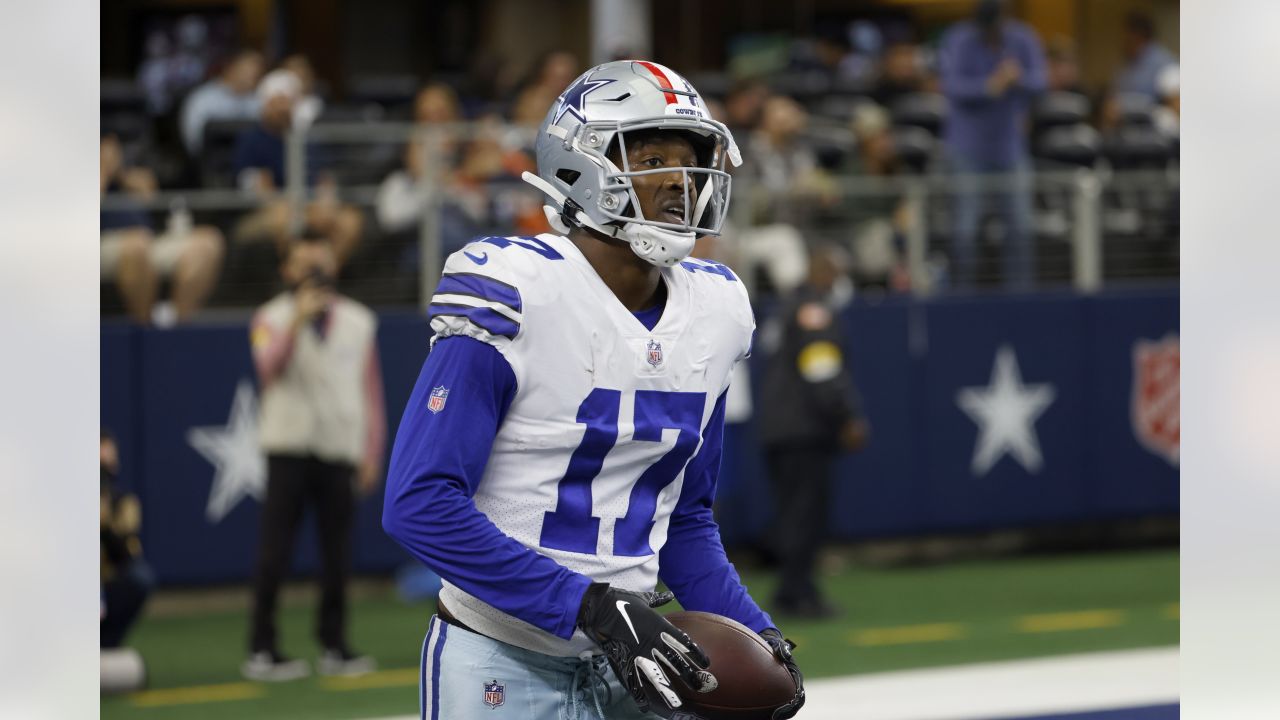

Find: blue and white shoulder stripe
<box><xmin>429</xmin><ymin>269</ymin><xmax>524</xmax><ymax>342</ymax></box>
<box><xmin>429</xmin><ymin>242</ymin><xmax>530</xmax><ymax>344</ymax></box>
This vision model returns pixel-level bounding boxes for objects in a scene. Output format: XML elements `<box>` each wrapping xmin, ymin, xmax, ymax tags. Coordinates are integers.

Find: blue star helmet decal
<box><xmin>554</xmin><ymin>74</ymin><xmax>616</xmax><ymax>124</ymax></box>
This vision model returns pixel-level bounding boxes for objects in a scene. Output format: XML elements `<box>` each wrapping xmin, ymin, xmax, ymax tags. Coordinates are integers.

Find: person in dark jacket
<box><xmin>101</xmin><ymin>429</ymin><xmax>154</xmax><ymax>648</ymax></box>
<box><xmin>759</xmin><ymin>244</ymin><xmax>869</xmax><ymax>618</ymax></box>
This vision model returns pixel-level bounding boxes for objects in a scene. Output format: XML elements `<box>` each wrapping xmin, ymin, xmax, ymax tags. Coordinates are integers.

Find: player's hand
<box><xmin>577</xmin><ymin>583</ymin><xmax>718</xmax><ymax>717</ymax></box>
<box><xmin>760</xmin><ymin>629</ymin><xmax>805</xmax><ymax>719</ymax></box>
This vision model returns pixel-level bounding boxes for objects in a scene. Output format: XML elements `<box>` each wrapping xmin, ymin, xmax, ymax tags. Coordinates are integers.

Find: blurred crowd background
<box><xmin>101</xmin><ymin>0</ymin><xmax>1179</xmax><ymax>324</ymax></box>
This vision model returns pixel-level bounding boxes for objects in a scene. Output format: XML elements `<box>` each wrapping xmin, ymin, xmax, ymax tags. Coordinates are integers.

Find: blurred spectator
<box><xmin>1152</xmin><ymin>65</ymin><xmax>1180</xmax><ymax>140</ymax></box>
<box><xmin>232</xmin><ymin>70</ymin><xmax>365</xmax><ymax>265</ymax></box>
<box><xmin>377</xmin><ymin>83</ymin><xmax>467</xmax><ymax>254</ymax></box>
<box><xmin>233</xmin><ymin>70</ymin><xmax>311</xmax><ymax>191</ymax></box>
<box><xmin>381</xmin><ymin>83</ymin><xmax>537</xmax><ymax>243</ymax></box>
<box><xmin>511</xmin><ymin>50</ymin><xmax>581</xmax><ymax>126</ymax></box>
<box><xmin>813</xmin><ymin>32</ymin><xmax>853</xmax><ymax>80</ymax></box>
<box><xmin>939</xmin><ymin>0</ymin><xmax>1046</xmax><ymax>290</ymax></box>
<box><xmin>871</xmin><ymin>40</ymin><xmax>931</xmax><ymax>107</ymax></box>
<box><xmin>180</xmin><ymin>48</ymin><xmax>264</xmax><ymax>156</ymax></box>
<box><xmin>414</xmin><ymin>82</ymin><xmax>463</xmax><ymax>125</ymax></box>
<box><xmin>844</xmin><ymin>104</ymin><xmax>899</xmax><ymax>177</ymax></box>
<box><xmin>723</xmin><ymin>78</ymin><xmax>771</xmax><ymax>138</ymax></box>
<box><xmin>136</xmin><ymin>17</ymin><xmax>210</xmax><ymax>117</ymax></box>
<box><xmin>1045</xmin><ymin>35</ymin><xmax>1083</xmax><ymax>93</ymax></box>
<box><xmin>745</xmin><ymin>96</ymin><xmax>834</xmax><ymax>224</ymax></box>
<box><xmin>378</xmin><ymin>103</ymin><xmax>541</xmax><ymax>260</ymax></box>
<box><xmin>703</xmin><ymin>97</ymin><xmax>729</xmax><ymax>126</ymax></box>
<box><xmin>841</xmin><ymin>20</ymin><xmax>885</xmax><ymax>85</ymax></box>
<box><xmin>1114</xmin><ymin>12</ymin><xmax>1177</xmax><ymax>100</ymax></box>
<box><xmin>840</xmin><ymin>104</ymin><xmax>913</xmax><ymax>290</ymax></box>
<box><xmin>100</xmin><ymin>134</ymin><xmax>225</xmax><ymax>324</ymax></box>
<box><xmin>455</xmin><ymin>116</ymin><xmax>545</xmax><ymax>235</ymax></box>
<box><xmin>758</xmin><ymin>244</ymin><xmax>868</xmax><ymax>618</ymax></box>
<box><xmin>137</xmin><ymin>32</ymin><xmax>179</xmax><ymax>115</ymax></box>
<box><xmin>101</xmin><ymin>430</ymin><xmax>154</xmax><ymax>648</ymax></box>
<box><xmin>244</xmin><ymin>233</ymin><xmax>385</xmax><ymax>681</ymax></box>
<box><xmin>281</xmin><ymin>54</ymin><xmax>325</xmax><ymax>132</ymax></box>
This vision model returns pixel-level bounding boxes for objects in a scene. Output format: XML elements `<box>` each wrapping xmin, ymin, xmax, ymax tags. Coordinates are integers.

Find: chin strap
<box><xmin>522</xmin><ymin>171</ymin><xmax>695</xmax><ymax>267</ymax></box>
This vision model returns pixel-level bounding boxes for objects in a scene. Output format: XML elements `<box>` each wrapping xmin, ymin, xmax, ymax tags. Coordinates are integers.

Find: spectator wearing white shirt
<box><xmin>1113</xmin><ymin>12</ymin><xmax>1177</xmax><ymax>100</ymax></box>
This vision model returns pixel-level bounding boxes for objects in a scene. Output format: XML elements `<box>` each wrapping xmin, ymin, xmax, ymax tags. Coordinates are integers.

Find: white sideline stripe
<box><xmin>805</xmin><ymin>647</ymin><xmax>1179</xmax><ymax>720</ymax></box>
<box><xmin>358</xmin><ymin>646</ymin><xmax>1178</xmax><ymax>720</ymax></box>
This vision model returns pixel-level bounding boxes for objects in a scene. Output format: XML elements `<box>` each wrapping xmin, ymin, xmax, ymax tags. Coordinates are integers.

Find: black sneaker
<box><xmin>317</xmin><ymin>647</ymin><xmax>376</xmax><ymax>677</ymax></box>
<box><xmin>241</xmin><ymin>650</ymin><xmax>310</xmax><ymax>682</ymax></box>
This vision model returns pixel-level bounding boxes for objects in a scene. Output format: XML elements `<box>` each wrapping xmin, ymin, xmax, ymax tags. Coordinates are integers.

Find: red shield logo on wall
<box><xmin>1131</xmin><ymin>335</ymin><xmax>1179</xmax><ymax>465</ymax></box>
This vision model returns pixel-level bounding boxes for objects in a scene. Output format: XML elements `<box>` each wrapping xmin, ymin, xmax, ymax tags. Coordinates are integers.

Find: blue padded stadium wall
<box><xmin>100</xmin><ymin>289</ymin><xmax>1178</xmax><ymax>586</ymax></box>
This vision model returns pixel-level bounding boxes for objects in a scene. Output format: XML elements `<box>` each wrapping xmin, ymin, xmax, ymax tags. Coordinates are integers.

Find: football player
<box><xmin>383</xmin><ymin>60</ymin><xmax>804</xmax><ymax>719</ymax></box>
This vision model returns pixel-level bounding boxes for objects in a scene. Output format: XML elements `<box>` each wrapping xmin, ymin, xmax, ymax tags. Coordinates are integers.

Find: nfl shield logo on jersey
<box><xmin>1131</xmin><ymin>334</ymin><xmax>1179</xmax><ymax>465</ymax></box>
<box><xmin>428</xmin><ymin>386</ymin><xmax>449</xmax><ymax>414</ymax></box>
<box><xmin>646</xmin><ymin>339</ymin><xmax>664</xmax><ymax>368</ymax></box>
<box><xmin>483</xmin><ymin>679</ymin><xmax>505</xmax><ymax>708</ymax></box>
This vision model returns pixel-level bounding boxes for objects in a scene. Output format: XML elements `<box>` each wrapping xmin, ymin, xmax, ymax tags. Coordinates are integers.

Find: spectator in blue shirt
<box><xmin>1114</xmin><ymin>12</ymin><xmax>1177</xmax><ymax>100</ymax></box>
<box><xmin>939</xmin><ymin>0</ymin><xmax>1046</xmax><ymax>290</ymax></box>
<box><xmin>233</xmin><ymin>70</ymin><xmax>314</xmax><ymax>191</ymax></box>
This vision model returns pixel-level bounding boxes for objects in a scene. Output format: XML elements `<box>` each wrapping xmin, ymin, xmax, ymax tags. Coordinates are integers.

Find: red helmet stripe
<box><xmin>636</xmin><ymin>61</ymin><xmax>678</xmax><ymax>105</ymax></box>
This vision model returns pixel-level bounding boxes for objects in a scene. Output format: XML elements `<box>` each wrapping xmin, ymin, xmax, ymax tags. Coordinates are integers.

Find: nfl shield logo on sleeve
<box><xmin>646</xmin><ymin>339</ymin><xmax>664</xmax><ymax>368</ymax></box>
<box><xmin>428</xmin><ymin>386</ymin><xmax>450</xmax><ymax>414</ymax></box>
<box><xmin>483</xmin><ymin>679</ymin><xmax>505</xmax><ymax>708</ymax></box>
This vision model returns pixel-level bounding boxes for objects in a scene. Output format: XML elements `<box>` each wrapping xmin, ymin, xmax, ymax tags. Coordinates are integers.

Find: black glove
<box><xmin>577</xmin><ymin>583</ymin><xmax>718</xmax><ymax>717</ymax></box>
<box><xmin>760</xmin><ymin>628</ymin><xmax>805</xmax><ymax>720</ymax></box>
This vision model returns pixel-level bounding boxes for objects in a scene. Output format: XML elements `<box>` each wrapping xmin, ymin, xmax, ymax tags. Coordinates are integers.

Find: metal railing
<box><xmin>101</xmin><ymin>120</ymin><xmax>1178</xmax><ymax>315</ymax></box>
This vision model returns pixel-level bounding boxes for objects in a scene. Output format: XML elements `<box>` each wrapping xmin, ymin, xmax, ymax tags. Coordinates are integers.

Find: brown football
<box><xmin>664</xmin><ymin>611</ymin><xmax>797</xmax><ymax>720</ymax></box>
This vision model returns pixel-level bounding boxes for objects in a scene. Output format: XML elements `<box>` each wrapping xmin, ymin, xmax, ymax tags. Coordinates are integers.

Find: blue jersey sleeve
<box><xmin>382</xmin><ymin>335</ymin><xmax>592</xmax><ymax>639</ymax></box>
<box><xmin>658</xmin><ymin>390</ymin><xmax>776</xmax><ymax>633</ymax></box>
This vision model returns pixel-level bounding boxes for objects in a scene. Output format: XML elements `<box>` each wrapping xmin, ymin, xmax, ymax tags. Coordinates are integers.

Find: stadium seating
<box><xmin>1102</xmin><ymin>125</ymin><xmax>1173</xmax><ymax>169</ymax></box>
<box><xmin>1114</xmin><ymin>92</ymin><xmax>1156</xmax><ymax>127</ymax></box>
<box><xmin>200</xmin><ymin>119</ymin><xmax>257</xmax><ymax>188</ymax></box>
<box><xmin>1033</xmin><ymin>91</ymin><xmax>1090</xmax><ymax>131</ymax></box>
<box><xmin>346</xmin><ymin>73</ymin><xmax>419</xmax><ymax>115</ymax></box>
<box><xmin>1036</xmin><ymin>123</ymin><xmax>1102</xmax><ymax>168</ymax></box>
<box><xmin>890</xmin><ymin>92</ymin><xmax>947</xmax><ymax>136</ymax></box>
<box><xmin>890</xmin><ymin>125</ymin><xmax>936</xmax><ymax>173</ymax></box>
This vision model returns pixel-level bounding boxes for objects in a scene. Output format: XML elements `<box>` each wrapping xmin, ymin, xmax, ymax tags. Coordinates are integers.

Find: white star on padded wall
<box><xmin>187</xmin><ymin>379</ymin><xmax>266</xmax><ymax>523</ymax></box>
<box><xmin>956</xmin><ymin>345</ymin><xmax>1057</xmax><ymax>476</ymax></box>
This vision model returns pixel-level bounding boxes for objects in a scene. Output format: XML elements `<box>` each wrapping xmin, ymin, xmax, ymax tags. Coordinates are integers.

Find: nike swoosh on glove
<box><xmin>577</xmin><ymin>583</ymin><xmax>718</xmax><ymax>718</ymax></box>
<box><xmin>760</xmin><ymin>628</ymin><xmax>805</xmax><ymax>720</ymax></box>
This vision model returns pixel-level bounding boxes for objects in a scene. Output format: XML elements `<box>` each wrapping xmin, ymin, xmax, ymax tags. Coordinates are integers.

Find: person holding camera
<box><xmin>101</xmin><ymin>429</ymin><xmax>153</xmax><ymax>648</ymax></box>
<box><xmin>243</xmin><ymin>232</ymin><xmax>386</xmax><ymax>681</ymax></box>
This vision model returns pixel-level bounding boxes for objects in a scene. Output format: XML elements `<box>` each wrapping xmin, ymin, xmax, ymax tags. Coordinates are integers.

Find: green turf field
<box><xmin>102</xmin><ymin>549</ymin><xmax>1178</xmax><ymax>719</ymax></box>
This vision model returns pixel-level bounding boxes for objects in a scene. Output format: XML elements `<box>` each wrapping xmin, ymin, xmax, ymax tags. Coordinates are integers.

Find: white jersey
<box><xmin>428</xmin><ymin>233</ymin><xmax>753</xmax><ymax>656</ymax></box>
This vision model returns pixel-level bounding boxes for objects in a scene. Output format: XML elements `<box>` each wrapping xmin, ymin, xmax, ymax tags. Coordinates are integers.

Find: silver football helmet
<box><xmin>521</xmin><ymin>60</ymin><xmax>743</xmax><ymax>267</ymax></box>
